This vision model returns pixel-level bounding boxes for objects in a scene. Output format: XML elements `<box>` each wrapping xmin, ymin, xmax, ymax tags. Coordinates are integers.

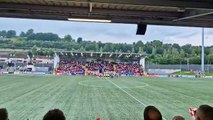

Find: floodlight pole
<box><xmin>201</xmin><ymin>27</ymin><xmax>205</xmax><ymax>73</ymax></box>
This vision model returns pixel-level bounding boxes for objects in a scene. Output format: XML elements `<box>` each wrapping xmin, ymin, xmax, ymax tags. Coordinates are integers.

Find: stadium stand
<box><xmin>54</xmin><ymin>52</ymin><xmax>145</xmax><ymax>77</ymax></box>
<box><xmin>56</xmin><ymin>61</ymin><xmax>144</xmax><ymax>77</ymax></box>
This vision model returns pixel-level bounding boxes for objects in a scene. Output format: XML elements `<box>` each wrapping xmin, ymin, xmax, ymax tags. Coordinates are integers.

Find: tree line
<box><xmin>0</xmin><ymin>29</ymin><xmax>213</xmax><ymax>65</ymax></box>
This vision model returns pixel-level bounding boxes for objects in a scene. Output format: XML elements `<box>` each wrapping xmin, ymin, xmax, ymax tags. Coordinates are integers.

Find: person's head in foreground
<box><xmin>0</xmin><ymin>108</ymin><xmax>8</xmax><ymax>120</ymax></box>
<box><xmin>172</xmin><ymin>115</ymin><xmax>185</xmax><ymax>120</ymax></box>
<box><xmin>196</xmin><ymin>104</ymin><xmax>213</xmax><ymax>120</ymax></box>
<box><xmin>43</xmin><ymin>109</ymin><xmax>66</xmax><ymax>120</ymax></box>
<box><xmin>144</xmin><ymin>106</ymin><xmax>162</xmax><ymax>120</ymax></box>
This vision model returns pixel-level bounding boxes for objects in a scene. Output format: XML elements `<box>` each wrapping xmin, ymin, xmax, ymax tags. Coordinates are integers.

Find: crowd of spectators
<box><xmin>56</xmin><ymin>61</ymin><xmax>144</xmax><ymax>76</ymax></box>
<box><xmin>56</xmin><ymin>61</ymin><xmax>85</xmax><ymax>75</ymax></box>
<box><xmin>1</xmin><ymin>104</ymin><xmax>212</xmax><ymax>120</ymax></box>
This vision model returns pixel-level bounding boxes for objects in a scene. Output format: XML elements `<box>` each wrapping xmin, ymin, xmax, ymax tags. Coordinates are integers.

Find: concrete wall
<box><xmin>146</xmin><ymin>64</ymin><xmax>213</xmax><ymax>72</ymax></box>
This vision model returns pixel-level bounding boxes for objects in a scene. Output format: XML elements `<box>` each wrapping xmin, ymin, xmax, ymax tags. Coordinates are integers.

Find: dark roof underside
<box><xmin>56</xmin><ymin>51</ymin><xmax>145</xmax><ymax>60</ymax></box>
<box><xmin>0</xmin><ymin>0</ymin><xmax>213</xmax><ymax>27</ymax></box>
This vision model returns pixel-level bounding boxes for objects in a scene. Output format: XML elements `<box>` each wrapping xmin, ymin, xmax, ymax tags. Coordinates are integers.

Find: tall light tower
<box><xmin>201</xmin><ymin>28</ymin><xmax>205</xmax><ymax>72</ymax></box>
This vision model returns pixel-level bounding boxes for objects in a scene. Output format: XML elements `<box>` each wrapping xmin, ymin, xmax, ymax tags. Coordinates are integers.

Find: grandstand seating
<box><xmin>56</xmin><ymin>61</ymin><xmax>144</xmax><ymax>76</ymax></box>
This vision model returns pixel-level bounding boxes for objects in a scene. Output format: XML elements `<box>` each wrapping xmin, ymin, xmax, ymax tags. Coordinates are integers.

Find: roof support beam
<box><xmin>109</xmin><ymin>53</ymin><xmax>113</xmax><ymax>57</ymax></box>
<box><xmin>60</xmin><ymin>52</ymin><xmax>64</xmax><ymax>56</ymax></box>
<box><xmin>0</xmin><ymin>3</ymin><xmax>181</xmax><ymax>18</ymax></box>
<box><xmin>4</xmin><ymin>0</ymin><xmax>211</xmax><ymax>10</ymax></box>
<box><xmin>0</xmin><ymin>2</ymin><xmax>213</xmax><ymax>27</ymax></box>
<box><xmin>173</xmin><ymin>10</ymin><xmax>213</xmax><ymax>22</ymax></box>
<box><xmin>88</xmin><ymin>2</ymin><xmax>93</xmax><ymax>17</ymax></box>
<box><xmin>143</xmin><ymin>19</ymin><xmax>213</xmax><ymax>27</ymax></box>
<box><xmin>127</xmin><ymin>54</ymin><xmax>132</xmax><ymax>58</ymax></box>
<box><xmin>89</xmin><ymin>2</ymin><xmax>93</xmax><ymax>13</ymax></box>
<box><xmin>118</xmin><ymin>54</ymin><xmax>122</xmax><ymax>58</ymax></box>
<box><xmin>66</xmin><ymin>0</ymin><xmax>213</xmax><ymax>10</ymax></box>
<box><xmin>0</xmin><ymin>11</ymin><xmax>212</xmax><ymax>27</ymax></box>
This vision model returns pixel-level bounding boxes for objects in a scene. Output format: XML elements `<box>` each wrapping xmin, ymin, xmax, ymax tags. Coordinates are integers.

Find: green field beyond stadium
<box><xmin>0</xmin><ymin>75</ymin><xmax>212</xmax><ymax>120</ymax></box>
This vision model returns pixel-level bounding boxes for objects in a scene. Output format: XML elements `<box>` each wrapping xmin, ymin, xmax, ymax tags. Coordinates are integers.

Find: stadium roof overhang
<box><xmin>56</xmin><ymin>51</ymin><xmax>146</xmax><ymax>60</ymax></box>
<box><xmin>0</xmin><ymin>0</ymin><xmax>213</xmax><ymax>28</ymax></box>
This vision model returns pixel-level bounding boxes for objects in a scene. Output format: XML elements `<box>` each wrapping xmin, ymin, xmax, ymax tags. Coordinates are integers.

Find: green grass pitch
<box><xmin>0</xmin><ymin>75</ymin><xmax>212</xmax><ymax>120</ymax></box>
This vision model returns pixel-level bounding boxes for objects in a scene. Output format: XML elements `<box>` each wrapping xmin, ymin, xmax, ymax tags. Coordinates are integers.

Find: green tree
<box><xmin>0</xmin><ymin>30</ymin><xmax>7</xmax><ymax>38</ymax></box>
<box><xmin>134</xmin><ymin>40</ymin><xmax>144</xmax><ymax>53</ymax></box>
<box><xmin>32</xmin><ymin>45</ymin><xmax>38</xmax><ymax>56</ymax></box>
<box><xmin>207</xmin><ymin>54</ymin><xmax>213</xmax><ymax>63</ymax></box>
<box><xmin>95</xmin><ymin>44</ymin><xmax>99</xmax><ymax>52</ymax></box>
<box><xmin>151</xmin><ymin>40</ymin><xmax>163</xmax><ymax>48</ymax></box>
<box><xmin>6</xmin><ymin>30</ymin><xmax>16</xmax><ymax>38</ymax></box>
<box><xmin>156</xmin><ymin>48</ymin><xmax>164</xmax><ymax>55</ymax></box>
<box><xmin>28</xmin><ymin>51</ymin><xmax>33</xmax><ymax>58</ymax></box>
<box><xmin>152</xmin><ymin>47</ymin><xmax>156</xmax><ymax>55</ymax></box>
<box><xmin>131</xmin><ymin>47</ymin><xmax>135</xmax><ymax>53</ymax></box>
<box><xmin>100</xmin><ymin>47</ymin><xmax>103</xmax><ymax>52</ymax></box>
<box><xmin>79</xmin><ymin>46</ymin><xmax>85</xmax><ymax>52</ymax></box>
<box><xmin>145</xmin><ymin>46</ymin><xmax>152</xmax><ymax>54</ymax></box>
<box><xmin>64</xmin><ymin>35</ymin><xmax>72</xmax><ymax>42</ymax></box>
<box><xmin>26</xmin><ymin>29</ymin><xmax>34</xmax><ymax>37</ymax></box>
<box><xmin>77</xmin><ymin>37</ymin><xmax>83</xmax><ymax>43</ymax></box>
<box><xmin>103</xmin><ymin>44</ymin><xmax>111</xmax><ymax>52</ymax></box>
<box><xmin>27</xmin><ymin>33</ymin><xmax>60</xmax><ymax>41</ymax></box>
<box><xmin>180</xmin><ymin>49</ymin><xmax>185</xmax><ymax>57</ymax></box>
<box><xmin>47</xmin><ymin>49</ymin><xmax>54</xmax><ymax>56</ymax></box>
<box><xmin>20</xmin><ymin>32</ymin><xmax>26</xmax><ymax>37</ymax></box>
<box><xmin>172</xmin><ymin>43</ymin><xmax>180</xmax><ymax>51</ymax></box>
<box><xmin>163</xmin><ymin>43</ymin><xmax>172</xmax><ymax>50</ymax></box>
<box><xmin>138</xmin><ymin>47</ymin><xmax>143</xmax><ymax>53</ymax></box>
<box><xmin>85</xmin><ymin>43</ymin><xmax>96</xmax><ymax>51</ymax></box>
<box><xmin>182</xmin><ymin>44</ymin><xmax>192</xmax><ymax>54</ymax></box>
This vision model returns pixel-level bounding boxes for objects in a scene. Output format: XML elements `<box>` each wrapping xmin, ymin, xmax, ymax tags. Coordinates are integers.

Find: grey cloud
<box><xmin>175</xmin><ymin>32</ymin><xmax>198</xmax><ymax>38</ymax></box>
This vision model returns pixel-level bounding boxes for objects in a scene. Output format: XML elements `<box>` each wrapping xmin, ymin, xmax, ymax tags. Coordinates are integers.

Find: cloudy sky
<box><xmin>0</xmin><ymin>17</ymin><xmax>212</xmax><ymax>46</ymax></box>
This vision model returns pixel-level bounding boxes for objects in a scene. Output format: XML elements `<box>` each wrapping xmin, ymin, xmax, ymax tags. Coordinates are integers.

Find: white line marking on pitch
<box><xmin>108</xmin><ymin>80</ymin><xmax>167</xmax><ymax>120</ymax></box>
<box><xmin>78</xmin><ymin>80</ymin><xmax>149</xmax><ymax>88</ymax></box>
<box><xmin>108</xmin><ymin>80</ymin><xmax>147</xmax><ymax>106</ymax></box>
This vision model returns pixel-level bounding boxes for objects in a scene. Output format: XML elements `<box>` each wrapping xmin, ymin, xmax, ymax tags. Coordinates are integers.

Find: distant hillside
<box><xmin>1</xmin><ymin>29</ymin><xmax>213</xmax><ymax>65</ymax></box>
